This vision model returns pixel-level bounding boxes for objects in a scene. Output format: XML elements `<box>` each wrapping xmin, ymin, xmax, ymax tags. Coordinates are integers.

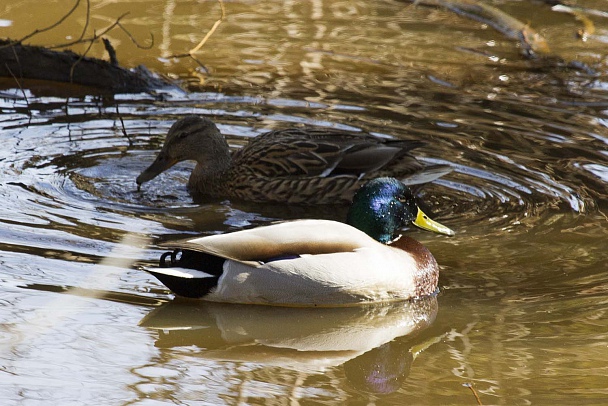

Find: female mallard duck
<box><xmin>136</xmin><ymin>116</ymin><xmax>451</xmax><ymax>204</ymax></box>
<box><xmin>143</xmin><ymin>177</ymin><xmax>454</xmax><ymax>306</ymax></box>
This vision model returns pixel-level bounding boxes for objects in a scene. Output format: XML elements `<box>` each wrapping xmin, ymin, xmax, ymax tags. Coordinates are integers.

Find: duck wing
<box><xmin>232</xmin><ymin>128</ymin><xmax>448</xmax><ymax>183</ymax></box>
<box><xmin>159</xmin><ymin>219</ymin><xmax>380</xmax><ymax>264</ymax></box>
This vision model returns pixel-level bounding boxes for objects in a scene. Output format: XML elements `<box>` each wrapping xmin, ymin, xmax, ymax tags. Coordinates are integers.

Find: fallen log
<box><xmin>0</xmin><ymin>39</ymin><xmax>176</xmax><ymax>93</ymax></box>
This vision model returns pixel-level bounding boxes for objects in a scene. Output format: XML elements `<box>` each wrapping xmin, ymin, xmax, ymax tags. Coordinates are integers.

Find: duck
<box><xmin>136</xmin><ymin>116</ymin><xmax>451</xmax><ymax>204</ymax></box>
<box><xmin>142</xmin><ymin>177</ymin><xmax>454</xmax><ymax>306</ymax></box>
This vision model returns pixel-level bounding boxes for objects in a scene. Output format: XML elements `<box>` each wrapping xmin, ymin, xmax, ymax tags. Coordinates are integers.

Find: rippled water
<box><xmin>1</xmin><ymin>0</ymin><xmax>608</xmax><ymax>404</ymax></box>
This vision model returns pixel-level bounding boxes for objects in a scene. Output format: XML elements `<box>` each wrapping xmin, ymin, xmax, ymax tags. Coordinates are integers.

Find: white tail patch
<box><xmin>146</xmin><ymin>266</ymin><xmax>215</xmax><ymax>279</ymax></box>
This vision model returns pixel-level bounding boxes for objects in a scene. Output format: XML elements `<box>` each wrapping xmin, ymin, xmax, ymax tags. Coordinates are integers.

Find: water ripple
<box><xmin>0</xmin><ymin>90</ymin><xmax>606</xmax><ymax>264</ymax></box>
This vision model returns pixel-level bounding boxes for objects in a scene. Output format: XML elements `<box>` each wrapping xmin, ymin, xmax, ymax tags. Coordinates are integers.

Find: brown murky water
<box><xmin>1</xmin><ymin>0</ymin><xmax>607</xmax><ymax>404</ymax></box>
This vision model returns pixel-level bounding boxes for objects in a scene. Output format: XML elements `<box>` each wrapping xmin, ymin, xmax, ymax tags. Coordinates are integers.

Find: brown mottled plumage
<box><xmin>136</xmin><ymin>116</ymin><xmax>451</xmax><ymax>204</ymax></box>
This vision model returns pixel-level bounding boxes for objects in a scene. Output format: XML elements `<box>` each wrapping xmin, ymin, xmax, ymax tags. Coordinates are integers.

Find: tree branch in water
<box><xmin>171</xmin><ymin>0</ymin><xmax>226</xmax><ymax>70</ymax></box>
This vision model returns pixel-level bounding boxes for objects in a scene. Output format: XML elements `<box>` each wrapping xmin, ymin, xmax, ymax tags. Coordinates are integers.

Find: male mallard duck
<box><xmin>143</xmin><ymin>177</ymin><xmax>454</xmax><ymax>306</ymax></box>
<box><xmin>136</xmin><ymin>116</ymin><xmax>451</xmax><ymax>204</ymax></box>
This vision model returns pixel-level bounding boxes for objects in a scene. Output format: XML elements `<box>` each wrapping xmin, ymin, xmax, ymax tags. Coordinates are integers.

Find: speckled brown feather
<box><xmin>139</xmin><ymin>117</ymin><xmax>451</xmax><ymax>204</ymax></box>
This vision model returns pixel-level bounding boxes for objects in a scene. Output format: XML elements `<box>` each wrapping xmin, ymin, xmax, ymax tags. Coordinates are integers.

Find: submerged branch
<box><xmin>171</xmin><ymin>0</ymin><xmax>226</xmax><ymax>69</ymax></box>
<box><xmin>189</xmin><ymin>0</ymin><xmax>226</xmax><ymax>55</ymax></box>
<box><xmin>402</xmin><ymin>0</ymin><xmax>601</xmax><ymax>76</ymax></box>
<box><xmin>463</xmin><ymin>383</ymin><xmax>484</xmax><ymax>405</ymax></box>
<box><xmin>405</xmin><ymin>0</ymin><xmax>550</xmax><ymax>57</ymax></box>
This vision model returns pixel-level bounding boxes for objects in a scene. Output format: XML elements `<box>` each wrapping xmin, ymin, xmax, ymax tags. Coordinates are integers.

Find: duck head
<box><xmin>347</xmin><ymin>177</ymin><xmax>454</xmax><ymax>243</ymax></box>
<box><xmin>136</xmin><ymin>116</ymin><xmax>231</xmax><ymax>187</ymax></box>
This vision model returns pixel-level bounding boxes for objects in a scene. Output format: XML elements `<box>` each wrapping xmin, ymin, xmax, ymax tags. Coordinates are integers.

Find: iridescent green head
<box><xmin>346</xmin><ymin>177</ymin><xmax>454</xmax><ymax>243</ymax></box>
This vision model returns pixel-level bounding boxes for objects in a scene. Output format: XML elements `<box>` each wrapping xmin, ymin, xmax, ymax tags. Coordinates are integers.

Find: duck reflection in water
<box><xmin>139</xmin><ymin>295</ymin><xmax>439</xmax><ymax>395</ymax></box>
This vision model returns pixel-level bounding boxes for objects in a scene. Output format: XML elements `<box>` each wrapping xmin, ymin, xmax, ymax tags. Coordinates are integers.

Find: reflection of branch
<box><xmin>4</xmin><ymin>60</ymin><xmax>30</xmax><ymax>116</ymax></box>
<box><xmin>115</xmin><ymin>105</ymin><xmax>133</xmax><ymax>146</ymax></box>
<box><xmin>172</xmin><ymin>0</ymin><xmax>226</xmax><ymax>67</ymax></box>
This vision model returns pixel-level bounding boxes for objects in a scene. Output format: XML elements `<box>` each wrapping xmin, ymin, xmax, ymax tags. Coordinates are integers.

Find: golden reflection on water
<box><xmin>134</xmin><ymin>297</ymin><xmax>441</xmax><ymax>400</ymax></box>
<box><xmin>0</xmin><ymin>0</ymin><xmax>607</xmax><ymax>404</ymax></box>
<box><xmin>140</xmin><ymin>298</ymin><xmax>436</xmax><ymax>368</ymax></box>
<box><xmin>3</xmin><ymin>0</ymin><xmax>602</xmax><ymax>90</ymax></box>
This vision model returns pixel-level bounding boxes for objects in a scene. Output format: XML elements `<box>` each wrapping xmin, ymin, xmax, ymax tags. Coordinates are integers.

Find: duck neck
<box><xmin>188</xmin><ymin>152</ymin><xmax>232</xmax><ymax>192</ymax></box>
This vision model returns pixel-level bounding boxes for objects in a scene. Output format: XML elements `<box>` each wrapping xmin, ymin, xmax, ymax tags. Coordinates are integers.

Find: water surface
<box><xmin>1</xmin><ymin>0</ymin><xmax>607</xmax><ymax>404</ymax></box>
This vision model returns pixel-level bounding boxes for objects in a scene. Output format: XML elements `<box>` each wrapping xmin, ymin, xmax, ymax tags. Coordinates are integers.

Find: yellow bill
<box><xmin>413</xmin><ymin>207</ymin><xmax>455</xmax><ymax>236</ymax></box>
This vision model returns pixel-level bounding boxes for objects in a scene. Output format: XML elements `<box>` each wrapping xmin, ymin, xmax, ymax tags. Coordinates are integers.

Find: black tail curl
<box><xmin>158</xmin><ymin>248</ymin><xmax>225</xmax><ymax>276</ymax></box>
<box><xmin>148</xmin><ymin>248</ymin><xmax>225</xmax><ymax>299</ymax></box>
<box><xmin>160</xmin><ymin>249</ymin><xmax>181</xmax><ymax>268</ymax></box>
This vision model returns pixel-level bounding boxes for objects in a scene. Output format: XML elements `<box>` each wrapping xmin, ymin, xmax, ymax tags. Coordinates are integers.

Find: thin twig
<box><xmin>171</xmin><ymin>0</ymin><xmax>225</xmax><ymax>65</ymax></box>
<box><xmin>12</xmin><ymin>0</ymin><xmax>82</xmax><ymax>46</ymax></box>
<box><xmin>4</xmin><ymin>63</ymin><xmax>27</xmax><ymax>104</ymax></box>
<box><xmin>185</xmin><ymin>55</ymin><xmax>210</xmax><ymax>72</ymax></box>
<box><xmin>69</xmin><ymin>34</ymin><xmax>96</xmax><ymax>82</ymax></box>
<box><xmin>189</xmin><ymin>0</ymin><xmax>226</xmax><ymax>54</ymax></box>
<box><xmin>115</xmin><ymin>104</ymin><xmax>132</xmax><ymax>146</ymax></box>
<box><xmin>117</xmin><ymin>22</ymin><xmax>154</xmax><ymax>50</ymax></box>
<box><xmin>48</xmin><ymin>12</ymin><xmax>153</xmax><ymax>53</ymax></box>
<box><xmin>463</xmin><ymin>383</ymin><xmax>483</xmax><ymax>406</ymax></box>
<box><xmin>76</xmin><ymin>0</ymin><xmax>90</xmax><ymax>43</ymax></box>
<box><xmin>47</xmin><ymin>13</ymin><xmax>131</xmax><ymax>49</ymax></box>
<box><xmin>5</xmin><ymin>48</ymin><xmax>30</xmax><ymax>117</ymax></box>
<box><xmin>65</xmin><ymin>98</ymin><xmax>72</xmax><ymax>141</ymax></box>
